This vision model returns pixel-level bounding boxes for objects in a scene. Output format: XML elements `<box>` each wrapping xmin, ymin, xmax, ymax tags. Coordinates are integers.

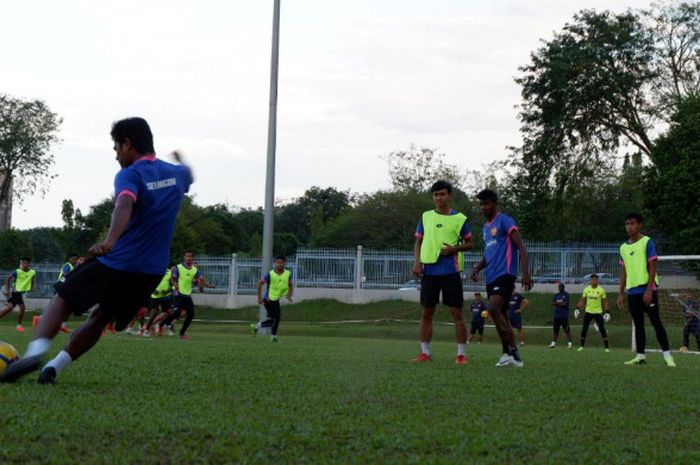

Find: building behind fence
<box><xmin>6</xmin><ymin>243</ymin><xmax>636</xmax><ymax>299</ymax></box>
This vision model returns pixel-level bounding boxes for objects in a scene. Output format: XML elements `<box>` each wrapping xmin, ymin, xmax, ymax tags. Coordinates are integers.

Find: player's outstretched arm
<box><xmin>89</xmin><ymin>195</ymin><xmax>134</xmax><ymax>256</ymax></box>
<box><xmin>170</xmin><ymin>151</ymin><xmax>194</xmax><ymax>182</ymax></box>
<box><xmin>510</xmin><ymin>229</ymin><xmax>532</xmax><ymax>290</ymax></box>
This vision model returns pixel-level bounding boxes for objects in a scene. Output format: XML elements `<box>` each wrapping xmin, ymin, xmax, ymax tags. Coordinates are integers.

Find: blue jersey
<box><xmin>415</xmin><ymin>211</ymin><xmax>472</xmax><ymax>276</ymax></box>
<box><xmin>482</xmin><ymin>213</ymin><xmax>519</xmax><ymax>284</ymax></box>
<box><xmin>98</xmin><ymin>156</ymin><xmax>193</xmax><ymax>275</ymax></box>
<box><xmin>470</xmin><ymin>300</ymin><xmax>487</xmax><ymax>322</ymax></box>
<box><xmin>552</xmin><ymin>291</ymin><xmax>570</xmax><ymax>319</ymax></box>
<box><xmin>508</xmin><ymin>293</ymin><xmax>525</xmax><ymax>317</ymax></box>
<box><xmin>619</xmin><ymin>238</ymin><xmax>658</xmax><ymax>295</ymax></box>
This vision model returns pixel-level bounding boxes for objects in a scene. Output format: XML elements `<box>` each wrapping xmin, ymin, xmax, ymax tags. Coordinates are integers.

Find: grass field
<box><xmin>1</xmin><ymin>300</ymin><xmax>699</xmax><ymax>465</ymax></box>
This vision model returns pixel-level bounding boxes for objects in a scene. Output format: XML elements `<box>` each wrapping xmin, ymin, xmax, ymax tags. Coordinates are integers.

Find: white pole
<box><xmin>260</xmin><ymin>0</ymin><xmax>281</xmax><ymax>324</ymax></box>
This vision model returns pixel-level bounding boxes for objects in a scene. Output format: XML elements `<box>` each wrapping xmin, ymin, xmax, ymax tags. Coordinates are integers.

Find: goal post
<box><xmin>630</xmin><ymin>255</ymin><xmax>700</xmax><ymax>354</ymax></box>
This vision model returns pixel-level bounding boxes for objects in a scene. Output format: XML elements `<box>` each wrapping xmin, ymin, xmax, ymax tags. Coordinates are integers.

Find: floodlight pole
<box><xmin>260</xmin><ymin>0</ymin><xmax>281</xmax><ymax>324</ymax></box>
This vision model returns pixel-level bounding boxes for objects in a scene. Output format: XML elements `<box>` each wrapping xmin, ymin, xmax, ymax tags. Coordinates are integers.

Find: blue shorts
<box><xmin>508</xmin><ymin>312</ymin><xmax>522</xmax><ymax>329</ymax></box>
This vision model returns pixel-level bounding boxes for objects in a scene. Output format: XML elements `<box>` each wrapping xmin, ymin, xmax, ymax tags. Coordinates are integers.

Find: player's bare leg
<box><xmin>414</xmin><ymin>306</ymin><xmax>436</xmax><ymax>361</ymax></box>
<box><xmin>450</xmin><ymin>307</ymin><xmax>468</xmax><ymax>364</ymax></box>
<box><xmin>488</xmin><ymin>294</ymin><xmax>522</xmax><ymax>366</ymax></box>
<box><xmin>0</xmin><ymin>302</ymin><xmax>16</xmax><ymax>319</ymax></box>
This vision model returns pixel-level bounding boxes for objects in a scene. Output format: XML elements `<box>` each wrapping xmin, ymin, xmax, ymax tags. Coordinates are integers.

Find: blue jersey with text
<box><xmin>552</xmin><ymin>291</ymin><xmax>570</xmax><ymax>319</ymax></box>
<box><xmin>471</xmin><ymin>300</ymin><xmax>487</xmax><ymax>323</ymax></box>
<box><xmin>482</xmin><ymin>213</ymin><xmax>519</xmax><ymax>284</ymax></box>
<box><xmin>98</xmin><ymin>156</ymin><xmax>192</xmax><ymax>275</ymax></box>
<box><xmin>415</xmin><ymin>211</ymin><xmax>472</xmax><ymax>276</ymax></box>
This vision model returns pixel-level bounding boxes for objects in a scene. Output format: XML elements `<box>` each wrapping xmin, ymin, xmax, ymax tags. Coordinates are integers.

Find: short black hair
<box><xmin>275</xmin><ymin>255</ymin><xmax>286</xmax><ymax>262</ymax></box>
<box><xmin>184</xmin><ymin>250</ymin><xmax>195</xmax><ymax>256</ymax></box>
<box><xmin>20</xmin><ymin>256</ymin><xmax>30</xmax><ymax>262</ymax></box>
<box><xmin>430</xmin><ymin>180</ymin><xmax>453</xmax><ymax>194</ymax></box>
<box><xmin>476</xmin><ymin>189</ymin><xmax>498</xmax><ymax>203</ymax></box>
<box><xmin>68</xmin><ymin>252</ymin><xmax>79</xmax><ymax>258</ymax></box>
<box><xmin>590</xmin><ymin>274</ymin><xmax>599</xmax><ymax>279</ymax></box>
<box><xmin>111</xmin><ymin>117</ymin><xmax>155</xmax><ymax>154</ymax></box>
<box><xmin>625</xmin><ymin>212</ymin><xmax>644</xmax><ymax>223</ymax></box>
<box><xmin>474</xmin><ymin>292</ymin><xmax>481</xmax><ymax>296</ymax></box>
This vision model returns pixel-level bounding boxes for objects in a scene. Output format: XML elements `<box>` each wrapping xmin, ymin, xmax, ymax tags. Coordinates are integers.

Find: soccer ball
<box><xmin>481</xmin><ymin>310</ymin><xmax>489</xmax><ymax>319</ymax></box>
<box><xmin>0</xmin><ymin>341</ymin><xmax>20</xmax><ymax>375</ymax></box>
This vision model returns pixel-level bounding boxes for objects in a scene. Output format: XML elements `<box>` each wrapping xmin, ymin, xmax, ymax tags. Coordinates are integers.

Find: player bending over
<box><xmin>618</xmin><ymin>212</ymin><xmax>675</xmax><ymax>366</ymax></box>
<box><xmin>412</xmin><ymin>180</ymin><xmax>474</xmax><ymax>364</ymax></box>
<box><xmin>471</xmin><ymin>189</ymin><xmax>532</xmax><ymax>368</ymax></box>
<box><xmin>0</xmin><ymin>257</ymin><xmax>37</xmax><ymax>332</ymax></box>
<box><xmin>1</xmin><ymin>117</ymin><xmax>193</xmax><ymax>384</ymax></box>
<box><xmin>549</xmin><ymin>283</ymin><xmax>573</xmax><ymax>349</ymax></box>
<box><xmin>254</xmin><ymin>255</ymin><xmax>294</xmax><ymax>342</ymax></box>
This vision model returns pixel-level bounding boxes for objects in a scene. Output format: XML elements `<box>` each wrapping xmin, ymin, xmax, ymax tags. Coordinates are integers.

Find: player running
<box><xmin>468</xmin><ymin>292</ymin><xmax>487</xmax><ymax>344</ymax></box>
<box><xmin>254</xmin><ymin>255</ymin><xmax>294</xmax><ymax>342</ymax></box>
<box><xmin>508</xmin><ymin>291</ymin><xmax>529</xmax><ymax>346</ymax></box>
<box><xmin>549</xmin><ymin>283</ymin><xmax>573</xmax><ymax>349</ymax></box>
<box><xmin>0</xmin><ymin>257</ymin><xmax>37</xmax><ymax>332</ymax></box>
<box><xmin>159</xmin><ymin>251</ymin><xmax>205</xmax><ymax>340</ymax></box>
<box><xmin>412</xmin><ymin>180</ymin><xmax>474</xmax><ymax>364</ymax></box>
<box><xmin>575</xmin><ymin>274</ymin><xmax>611</xmax><ymax>352</ymax></box>
<box><xmin>144</xmin><ymin>268</ymin><xmax>174</xmax><ymax>336</ymax></box>
<box><xmin>1</xmin><ymin>117</ymin><xmax>193</xmax><ymax>384</ymax></box>
<box><xmin>471</xmin><ymin>189</ymin><xmax>532</xmax><ymax>368</ymax></box>
<box><xmin>617</xmin><ymin>212</ymin><xmax>675</xmax><ymax>366</ymax></box>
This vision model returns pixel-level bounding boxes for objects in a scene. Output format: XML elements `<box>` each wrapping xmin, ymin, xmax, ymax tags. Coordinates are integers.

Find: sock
<box><xmin>663</xmin><ymin>351</ymin><xmax>672</xmax><ymax>360</ymax></box>
<box><xmin>507</xmin><ymin>345</ymin><xmax>520</xmax><ymax>360</ymax></box>
<box><xmin>550</xmin><ymin>341</ymin><xmax>556</xmax><ymax>345</ymax></box>
<box><xmin>457</xmin><ymin>344</ymin><xmax>466</xmax><ymax>357</ymax></box>
<box><xmin>637</xmin><ymin>353</ymin><xmax>646</xmax><ymax>360</ymax></box>
<box><xmin>25</xmin><ymin>338</ymin><xmax>50</xmax><ymax>358</ymax></box>
<box><xmin>580</xmin><ymin>339</ymin><xmax>586</xmax><ymax>347</ymax></box>
<box><xmin>45</xmin><ymin>350</ymin><xmax>72</xmax><ymax>375</ymax></box>
<box><xmin>420</xmin><ymin>342</ymin><xmax>431</xmax><ymax>355</ymax></box>
<box><xmin>604</xmin><ymin>340</ymin><xmax>609</xmax><ymax>349</ymax></box>
<box><xmin>501</xmin><ymin>342</ymin><xmax>508</xmax><ymax>354</ymax></box>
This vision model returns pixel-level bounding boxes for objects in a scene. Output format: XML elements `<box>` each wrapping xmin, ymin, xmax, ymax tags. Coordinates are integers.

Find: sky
<box><xmin>0</xmin><ymin>0</ymin><xmax>644</xmax><ymax>229</ymax></box>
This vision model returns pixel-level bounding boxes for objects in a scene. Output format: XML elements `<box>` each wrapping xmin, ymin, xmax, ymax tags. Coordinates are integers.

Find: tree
<box><xmin>382</xmin><ymin>144</ymin><xmax>463</xmax><ymax>192</ymax></box>
<box><xmin>61</xmin><ymin>199</ymin><xmax>75</xmax><ymax>229</ymax></box>
<box><xmin>646</xmin><ymin>95</ymin><xmax>700</xmax><ymax>254</ymax></box>
<box><xmin>0</xmin><ymin>229</ymin><xmax>33</xmax><ymax>268</ymax></box>
<box><xmin>0</xmin><ymin>94</ymin><xmax>62</xmax><ymax>230</ymax></box>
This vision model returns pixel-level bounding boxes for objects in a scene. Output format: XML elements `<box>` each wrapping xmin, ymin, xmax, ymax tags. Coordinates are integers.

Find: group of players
<box><xmin>0</xmin><ymin>117</ymin><xmax>687</xmax><ymax>385</ymax></box>
<box><xmin>413</xmin><ymin>181</ymin><xmax>678</xmax><ymax>367</ymax></box>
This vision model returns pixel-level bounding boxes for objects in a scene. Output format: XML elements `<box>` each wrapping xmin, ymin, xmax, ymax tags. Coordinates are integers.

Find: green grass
<box><xmin>1</xmin><ymin>301</ymin><xmax>699</xmax><ymax>465</ymax></box>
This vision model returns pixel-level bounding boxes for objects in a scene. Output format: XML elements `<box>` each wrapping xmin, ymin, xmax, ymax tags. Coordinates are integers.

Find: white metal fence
<box><xmin>2</xmin><ymin>243</ymin><xmax>635</xmax><ymax>298</ymax></box>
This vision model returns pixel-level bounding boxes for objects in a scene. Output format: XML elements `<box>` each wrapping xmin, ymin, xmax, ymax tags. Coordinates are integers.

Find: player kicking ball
<box><xmin>1</xmin><ymin>117</ymin><xmax>193</xmax><ymax>384</ymax></box>
<box><xmin>471</xmin><ymin>189</ymin><xmax>532</xmax><ymax>368</ymax></box>
<box><xmin>618</xmin><ymin>212</ymin><xmax>675</xmax><ymax>367</ymax></box>
<box><xmin>412</xmin><ymin>180</ymin><xmax>474</xmax><ymax>364</ymax></box>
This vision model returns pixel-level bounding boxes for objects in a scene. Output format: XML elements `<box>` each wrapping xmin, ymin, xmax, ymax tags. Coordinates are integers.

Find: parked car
<box><xmin>398</xmin><ymin>279</ymin><xmax>421</xmax><ymax>291</ymax></box>
<box><xmin>533</xmin><ymin>273</ymin><xmax>564</xmax><ymax>284</ymax></box>
<box><xmin>581</xmin><ymin>273</ymin><xmax>619</xmax><ymax>285</ymax></box>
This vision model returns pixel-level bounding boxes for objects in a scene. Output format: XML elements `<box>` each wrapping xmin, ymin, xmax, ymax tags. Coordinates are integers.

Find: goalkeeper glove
<box><xmin>574</xmin><ymin>308</ymin><xmax>580</xmax><ymax>319</ymax></box>
<box><xmin>603</xmin><ymin>312</ymin><xmax>611</xmax><ymax>322</ymax></box>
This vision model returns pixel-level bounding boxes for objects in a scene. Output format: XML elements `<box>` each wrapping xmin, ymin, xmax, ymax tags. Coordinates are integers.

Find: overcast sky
<box><xmin>1</xmin><ymin>0</ymin><xmax>643</xmax><ymax>229</ymax></box>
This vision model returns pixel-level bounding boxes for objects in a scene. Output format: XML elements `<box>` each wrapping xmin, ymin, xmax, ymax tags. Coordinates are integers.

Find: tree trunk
<box><xmin>0</xmin><ymin>171</ymin><xmax>13</xmax><ymax>231</ymax></box>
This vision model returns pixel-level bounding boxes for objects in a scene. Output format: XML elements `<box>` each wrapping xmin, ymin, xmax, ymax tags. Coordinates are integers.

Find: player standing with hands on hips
<box><xmin>412</xmin><ymin>180</ymin><xmax>474</xmax><ymax>364</ymax></box>
<box><xmin>1</xmin><ymin>117</ymin><xmax>193</xmax><ymax>384</ymax></box>
<box><xmin>471</xmin><ymin>189</ymin><xmax>532</xmax><ymax>368</ymax></box>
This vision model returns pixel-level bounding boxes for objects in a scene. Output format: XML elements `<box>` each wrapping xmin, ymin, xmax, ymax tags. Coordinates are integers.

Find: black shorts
<box><xmin>486</xmin><ymin>275</ymin><xmax>516</xmax><ymax>300</ymax></box>
<box><xmin>149</xmin><ymin>296</ymin><xmax>172</xmax><ymax>313</ymax></box>
<box><xmin>56</xmin><ymin>259</ymin><xmax>161</xmax><ymax>330</ymax></box>
<box><xmin>420</xmin><ymin>273</ymin><xmax>464</xmax><ymax>308</ymax></box>
<box><xmin>470</xmin><ymin>320</ymin><xmax>484</xmax><ymax>335</ymax></box>
<box><xmin>553</xmin><ymin>317</ymin><xmax>570</xmax><ymax>333</ymax></box>
<box><xmin>508</xmin><ymin>312</ymin><xmax>523</xmax><ymax>329</ymax></box>
<box><xmin>8</xmin><ymin>292</ymin><xmax>25</xmax><ymax>306</ymax></box>
<box><xmin>174</xmin><ymin>295</ymin><xmax>195</xmax><ymax>313</ymax></box>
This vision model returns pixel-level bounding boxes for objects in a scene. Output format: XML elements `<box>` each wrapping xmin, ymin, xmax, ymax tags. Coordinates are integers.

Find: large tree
<box><xmin>0</xmin><ymin>94</ymin><xmax>62</xmax><ymax>230</ymax></box>
<box><xmin>382</xmin><ymin>144</ymin><xmax>462</xmax><ymax>192</ymax></box>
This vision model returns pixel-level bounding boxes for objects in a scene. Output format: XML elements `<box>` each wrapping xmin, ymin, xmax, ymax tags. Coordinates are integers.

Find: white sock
<box><xmin>45</xmin><ymin>350</ymin><xmax>72</xmax><ymax>375</ymax></box>
<box><xmin>663</xmin><ymin>351</ymin><xmax>672</xmax><ymax>359</ymax></box>
<box><xmin>637</xmin><ymin>353</ymin><xmax>646</xmax><ymax>360</ymax></box>
<box><xmin>420</xmin><ymin>342</ymin><xmax>431</xmax><ymax>355</ymax></box>
<box><xmin>457</xmin><ymin>344</ymin><xmax>466</xmax><ymax>357</ymax></box>
<box><xmin>25</xmin><ymin>338</ymin><xmax>50</xmax><ymax>358</ymax></box>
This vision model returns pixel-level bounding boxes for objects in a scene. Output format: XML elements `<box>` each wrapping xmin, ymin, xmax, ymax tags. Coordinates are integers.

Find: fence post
<box><xmin>354</xmin><ymin>246</ymin><xmax>363</xmax><ymax>291</ymax></box>
<box><xmin>560</xmin><ymin>249</ymin><xmax>566</xmax><ymax>283</ymax></box>
<box><xmin>226</xmin><ymin>253</ymin><xmax>238</xmax><ymax>309</ymax></box>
